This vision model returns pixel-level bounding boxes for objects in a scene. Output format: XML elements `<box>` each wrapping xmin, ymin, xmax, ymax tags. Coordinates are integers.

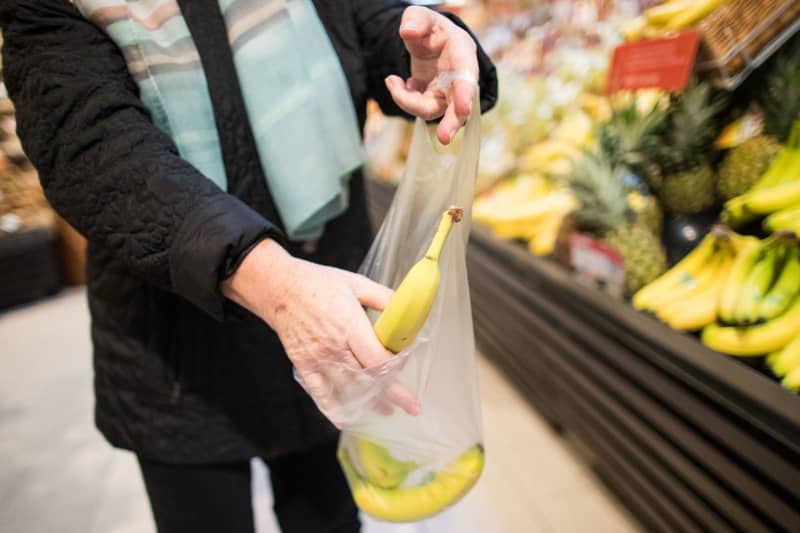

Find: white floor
<box><xmin>0</xmin><ymin>288</ymin><xmax>640</xmax><ymax>533</ymax></box>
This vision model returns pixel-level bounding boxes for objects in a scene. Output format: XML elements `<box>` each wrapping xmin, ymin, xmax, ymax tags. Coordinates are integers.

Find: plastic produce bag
<box><xmin>297</xmin><ymin>75</ymin><xmax>484</xmax><ymax>523</ymax></box>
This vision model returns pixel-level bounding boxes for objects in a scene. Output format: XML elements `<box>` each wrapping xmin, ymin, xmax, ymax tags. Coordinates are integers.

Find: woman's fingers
<box><xmin>349</xmin><ymin>273</ymin><xmax>393</xmax><ymax>311</ymax></box>
<box><xmin>385</xmin><ymin>75</ymin><xmax>446</xmax><ymax>121</ymax></box>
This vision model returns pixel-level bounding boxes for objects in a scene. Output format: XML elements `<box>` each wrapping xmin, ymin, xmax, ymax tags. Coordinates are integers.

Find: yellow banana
<box><xmin>767</xmin><ymin>332</ymin><xmax>800</xmax><ymax>378</ymax></box>
<box><xmin>718</xmin><ymin>236</ymin><xmax>762</xmax><ymax>324</ymax></box>
<box><xmin>763</xmin><ymin>206</ymin><xmax>800</xmax><ymax>232</ymax></box>
<box><xmin>356</xmin><ymin>439</ymin><xmax>418</xmax><ymax>490</ymax></box>
<box><xmin>749</xmin><ymin>122</ymin><xmax>800</xmax><ymax>191</ymax></box>
<box><xmin>478</xmin><ymin>191</ymin><xmax>576</xmax><ymax>241</ymax></box>
<box><xmin>733</xmin><ymin>244</ymin><xmax>780</xmax><ymax>325</ymax></box>
<box><xmin>663</xmin><ymin>0</ymin><xmax>728</xmax><ymax>30</ymax></box>
<box><xmin>648</xmin><ymin>256</ymin><xmax>721</xmax><ymax>313</ymax></box>
<box><xmin>742</xmin><ymin>181</ymin><xmax>800</xmax><ymax>215</ymax></box>
<box><xmin>374</xmin><ymin>207</ymin><xmax>461</xmax><ymax>353</ymax></box>
<box><xmin>657</xmin><ymin>253</ymin><xmax>733</xmax><ymax>331</ymax></box>
<box><xmin>632</xmin><ymin>233</ymin><xmax>717</xmax><ymax>311</ymax></box>
<box><xmin>756</xmin><ymin>245</ymin><xmax>800</xmax><ymax>322</ymax></box>
<box><xmin>721</xmin><ymin>195</ymin><xmax>754</xmax><ymax>228</ymax></box>
<box><xmin>527</xmin><ymin>210</ymin><xmax>566</xmax><ymax>256</ymax></box>
<box><xmin>702</xmin><ymin>295</ymin><xmax>800</xmax><ymax>356</ymax></box>
<box><xmin>782</xmin><ymin>367</ymin><xmax>800</xmax><ymax>393</ymax></box>
<box><xmin>339</xmin><ymin>445</ymin><xmax>485</xmax><ymax>522</ymax></box>
<box><xmin>645</xmin><ymin>0</ymin><xmax>692</xmax><ymax>26</ymax></box>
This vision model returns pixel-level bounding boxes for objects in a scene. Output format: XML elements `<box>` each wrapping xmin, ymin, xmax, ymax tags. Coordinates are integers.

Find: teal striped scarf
<box><xmin>74</xmin><ymin>0</ymin><xmax>364</xmax><ymax>241</ymax></box>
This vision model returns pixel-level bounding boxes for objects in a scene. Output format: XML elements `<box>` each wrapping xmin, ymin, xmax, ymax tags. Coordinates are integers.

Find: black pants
<box><xmin>137</xmin><ymin>440</ymin><xmax>360</xmax><ymax>533</ymax></box>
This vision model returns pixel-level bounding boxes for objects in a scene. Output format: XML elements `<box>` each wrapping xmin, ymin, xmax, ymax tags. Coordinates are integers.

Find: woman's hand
<box><xmin>221</xmin><ymin>239</ymin><xmax>420</xmax><ymax>421</ymax></box>
<box><xmin>385</xmin><ymin>6</ymin><xmax>479</xmax><ymax>145</ymax></box>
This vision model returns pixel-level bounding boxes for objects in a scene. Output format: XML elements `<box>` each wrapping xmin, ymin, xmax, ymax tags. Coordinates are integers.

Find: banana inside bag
<box><xmin>313</xmin><ymin>85</ymin><xmax>484</xmax><ymax>523</ymax></box>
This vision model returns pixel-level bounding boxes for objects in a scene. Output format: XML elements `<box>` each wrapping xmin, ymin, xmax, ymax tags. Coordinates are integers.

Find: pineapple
<box><xmin>627</xmin><ymin>190</ymin><xmax>663</xmax><ymax>237</ymax></box>
<box><xmin>717</xmin><ymin>134</ymin><xmax>781</xmax><ymax>199</ymax></box>
<box><xmin>596</xmin><ymin>99</ymin><xmax>666</xmax><ymax>238</ymax></box>
<box><xmin>650</xmin><ymin>83</ymin><xmax>726</xmax><ymax>214</ymax></box>
<box><xmin>568</xmin><ymin>154</ymin><xmax>667</xmax><ymax>296</ymax></box>
<box><xmin>718</xmin><ymin>41</ymin><xmax>800</xmax><ymax>199</ymax></box>
<box><xmin>597</xmin><ymin>98</ymin><xmax>667</xmax><ymax>180</ymax></box>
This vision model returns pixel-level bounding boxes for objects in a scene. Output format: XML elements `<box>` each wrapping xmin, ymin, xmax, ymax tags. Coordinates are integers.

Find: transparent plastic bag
<box><xmin>296</xmin><ymin>75</ymin><xmax>483</xmax><ymax>522</ymax></box>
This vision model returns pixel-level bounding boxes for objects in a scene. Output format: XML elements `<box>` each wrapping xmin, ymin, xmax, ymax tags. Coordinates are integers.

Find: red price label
<box><xmin>607</xmin><ymin>30</ymin><xmax>701</xmax><ymax>93</ymax></box>
<box><xmin>570</xmin><ymin>233</ymin><xmax>626</xmax><ymax>298</ymax></box>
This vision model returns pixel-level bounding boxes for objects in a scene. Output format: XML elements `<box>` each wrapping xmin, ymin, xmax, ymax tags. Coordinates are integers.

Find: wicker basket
<box><xmin>697</xmin><ymin>0</ymin><xmax>800</xmax><ymax>87</ymax></box>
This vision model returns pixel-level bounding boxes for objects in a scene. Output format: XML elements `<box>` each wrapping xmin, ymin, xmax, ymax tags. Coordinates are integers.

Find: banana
<box><xmin>374</xmin><ymin>207</ymin><xmax>461</xmax><ymax>353</ymax></box>
<box><xmin>782</xmin><ymin>367</ymin><xmax>800</xmax><ymax>393</ymax></box>
<box><xmin>479</xmin><ymin>191</ymin><xmax>576</xmax><ymax>241</ymax></box>
<box><xmin>756</xmin><ymin>245</ymin><xmax>800</xmax><ymax>322</ymax></box>
<box><xmin>767</xmin><ymin>332</ymin><xmax>800</xmax><ymax>378</ymax></box>
<box><xmin>339</xmin><ymin>445</ymin><xmax>485</xmax><ymax>522</ymax></box>
<box><xmin>763</xmin><ymin>206</ymin><xmax>800</xmax><ymax>232</ymax></box>
<box><xmin>702</xmin><ymin>295</ymin><xmax>800</xmax><ymax>356</ymax></box>
<box><xmin>656</xmin><ymin>253</ymin><xmax>734</xmax><ymax>331</ymax></box>
<box><xmin>644</xmin><ymin>0</ymin><xmax>693</xmax><ymax>26</ymax></box>
<box><xmin>356</xmin><ymin>439</ymin><xmax>418</xmax><ymax>490</ymax></box>
<box><xmin>742</xmin><ymin>181</ymin><xmax>800</xmax><ymax>215</ymax></box>
<box><xmin>733</xmin><ymin>244</ymin><xmax>780</xmax><ymax>325</ymax></box>
<box><xmin>527</xmin><ymin>210</ymin><xmax>565</xmax><ymax>256</ymax></box>
<box><xmin>633</xmin><ymin>233</ymin><xmax>717</xmax><ymax>311</ymax></box>
<box><xmin>718</xmin><ymin>237</ymin><xmax>763</xmax><ymax>324</ymax></box>
<box><xmin>721</xmin><ymin>196</ymin><xmax>753</xmax><ymax>228</ymax></box>
<box><xmin>663</xmin><ymin>0</ymin><xmax>728</xmax><ymax>30</ymax></box>
<box><xmin>750</xmin><ymin>149</ymin><xmax>798</xmax><ymax>191</ymax></box>
<box><xmin>473</xmin><ymin>175</ymin><xmax>552</xmax><ymax>223</ymax></box>
<box><xmin>647</xmin><ymin>255</ymin><xmax>720</xmax><ymax>313</ymax></box>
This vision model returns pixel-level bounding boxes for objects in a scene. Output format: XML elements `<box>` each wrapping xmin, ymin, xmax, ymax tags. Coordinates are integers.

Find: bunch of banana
<box><xmin>632</xmin><ymin>227</ymin><xmax>741</xmax><ymax>331</ymax></box>
<box><xmin>702</xmin><ymin>234</ymin><xmax>800</xmax><ymax>357</ymax></box>
<box><xmin>767</xmin><ymin>332</ymin><xmax>800</xmax><ymax>394</ymax></box>
<box><xmin>473</xmin><ymin>176</ymin><xmax>577</xmax><ymax>256</ymax></box>
<box><xmin>624</xmin><ymin>0</ymin><xmax>729</xmax><ymax>41</ymax></box>
<box><xmin>723</xmin><ymin>121</ymin><xmax>800</xmax><ymax>229</ymax></box>
<box><xmin>339</xmin><ymin>440</ymin><xmax>484</xmax><ymax>522</ymax></box>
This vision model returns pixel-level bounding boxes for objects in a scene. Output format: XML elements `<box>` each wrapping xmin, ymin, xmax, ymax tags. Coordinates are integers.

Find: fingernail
<box><xmin>401</xmin><ymin>21</ymin><xmax>420</xmax><ymax>32</ymax></box>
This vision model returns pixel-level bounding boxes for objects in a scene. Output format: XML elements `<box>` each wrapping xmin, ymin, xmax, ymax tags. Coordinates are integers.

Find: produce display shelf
<box><xmin>366</xmin><ymin>178</ymin><xmax>800</xmax><ymax>533</ymax></box>
<box><xmin>696</xmin><ymin>0</ymin><xmax>800</xmax><ymax>90</ymax></box>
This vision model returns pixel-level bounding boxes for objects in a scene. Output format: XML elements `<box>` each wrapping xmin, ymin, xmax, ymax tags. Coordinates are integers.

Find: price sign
<box><xmin>570</xmin><ymin>233</ymin><xmax>626</xmax><ymax>298</ymax></box>
<box><xmin>607</xmin><ymin>30</ymin><xmax>701</xmax><ymax>93</ymax></box>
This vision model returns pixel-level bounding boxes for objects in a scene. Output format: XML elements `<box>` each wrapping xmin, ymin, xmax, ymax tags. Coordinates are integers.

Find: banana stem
<box><xmin>425</xmin><ymin>207</ymin><xmax>463</xmax><ymax>261</ymax></box>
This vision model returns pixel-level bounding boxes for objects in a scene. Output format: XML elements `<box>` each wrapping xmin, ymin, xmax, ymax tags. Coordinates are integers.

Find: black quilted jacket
<box><xmin>0</xmin><ymin>0</ymin><xmax>497</xmax><ymax>463</ymax></box>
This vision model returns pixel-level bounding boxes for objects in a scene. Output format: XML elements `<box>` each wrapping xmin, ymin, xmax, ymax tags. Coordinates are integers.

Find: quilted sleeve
<box><xmin>351</xmin><ymin>0</ymin><xmax>498</xmax><ymax>118</ymax></box>
<box><xmin>0</xmin><ymin>0</ymin><xmax>281</xmax><ymax>321</ymax></box>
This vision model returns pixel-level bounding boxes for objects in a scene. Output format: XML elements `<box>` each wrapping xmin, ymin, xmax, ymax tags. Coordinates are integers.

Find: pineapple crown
<box><xmin>568</xmin><ymin>152</ymin><xmax>635</xmax><ymax>236</ymax></box>
<box><xmin>598</xmin><ymin>99</ymin><xmax>667</xmax><ymax>172</ymax></box>
<box><xmin>653</xmin><ymin>82</ymin><xmax>727</xmax><ymax>171</ymax></box>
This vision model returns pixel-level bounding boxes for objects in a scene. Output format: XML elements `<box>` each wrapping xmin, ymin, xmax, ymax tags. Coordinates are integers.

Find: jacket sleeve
<box><xmin>0</xmin><ymin>0</ymin><xmax>282</xmax><ymax>321</ymax></box>
<box><xmin>351</xmin><ymin>0</ymin><xmax>498</xmax><ymax>118</ymax></box>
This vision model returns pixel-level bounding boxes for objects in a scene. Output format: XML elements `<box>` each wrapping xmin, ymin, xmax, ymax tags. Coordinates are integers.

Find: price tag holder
<box><xmin>570</xmin><ymin>233</ymin><xmax>626</xmax><ymax>298</ymax></box>
<box><xmin>607</xmin><ymin>30</ymin><xmax>701</xmax><ymax>93</ymax></box>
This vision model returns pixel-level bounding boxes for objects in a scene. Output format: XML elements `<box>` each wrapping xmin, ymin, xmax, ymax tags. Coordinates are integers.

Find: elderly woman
<box><xmin>0</xmin><ymin>1</ymin><xmax>496</xmax><ymax>531</ymax></box>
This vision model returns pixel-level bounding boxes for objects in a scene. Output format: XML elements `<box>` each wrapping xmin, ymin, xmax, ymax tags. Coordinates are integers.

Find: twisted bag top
<box><xmin>74</xmin><ymin>0</ymin><xmax>365</xmax><ymax>241</ymax></box>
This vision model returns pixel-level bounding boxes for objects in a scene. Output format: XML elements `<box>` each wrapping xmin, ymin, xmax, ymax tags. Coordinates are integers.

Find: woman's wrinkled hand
<box><xmin>221</xmin><ymin>239</ymin><xmax>420</xmax><ymax>423</ymax></box>
<box><xmin>385</xmin><ymin>5</ymin><xmax>479</xmax><ymax>145</ymax></box>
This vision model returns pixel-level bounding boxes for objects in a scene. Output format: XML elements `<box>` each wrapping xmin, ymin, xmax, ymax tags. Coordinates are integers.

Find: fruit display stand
<box><xmin>366</xmin><ymin>177</ymin><xmax>800</xmax><ymax>533</ymax></box>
